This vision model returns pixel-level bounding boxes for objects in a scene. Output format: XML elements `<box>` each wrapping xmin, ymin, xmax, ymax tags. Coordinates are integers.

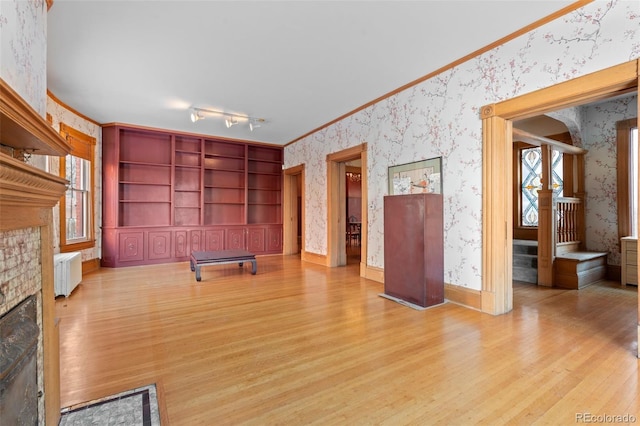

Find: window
<box><xmin>617</xmin><ymin>118</ymin><xmax>638</xmax><ymax>238</ymax></box>
<box><xmin>520</xmin><ymin>146</ymin><xmax>564</xmax><ymax>227</ymax></box>
<box><xmin>59</xmin><ymin>123</ymin><xmax>96</xmax><ymax>251</ymax></box>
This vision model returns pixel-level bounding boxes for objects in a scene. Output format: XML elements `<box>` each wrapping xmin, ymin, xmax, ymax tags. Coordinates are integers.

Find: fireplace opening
<box><xmin>0</xmin><ymin>295</ymin><xmax>39</xmax><ymax>424</ymax></box>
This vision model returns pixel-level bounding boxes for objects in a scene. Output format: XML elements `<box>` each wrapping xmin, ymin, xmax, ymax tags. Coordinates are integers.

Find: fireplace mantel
<box><xmin>0</xmin><ymin>78</ymin><xmax>69</xmax><ymax>158</ymax></box>
<box><xmin>0</xmin><ymin>76</ymin><xmax>70</xmax><ymax>231</ymax></box>
<box><xmin>0</xmin><ymin>77</ymin><xmax>70</xmax><ymax>425</ymax></box>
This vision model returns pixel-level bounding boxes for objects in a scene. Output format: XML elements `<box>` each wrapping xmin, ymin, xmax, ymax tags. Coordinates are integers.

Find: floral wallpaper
<box><xmin>284</xmin><ymin>0</ymin><xmax>639</xmax><ymax>291</ymax></box>
<box><xmin>47</xmin><ymin>97</ymin><xmax>103</xmax><ymax>262</ymax></box>
<box><xmin>582</xmin><ymin>95</ymin><xmax>638</xmax><ymax>266</ymax></box>
<box><xmin>0</xmin><ymin>0</ymin><xmax>47</xmax><ymax>115</ymax></box>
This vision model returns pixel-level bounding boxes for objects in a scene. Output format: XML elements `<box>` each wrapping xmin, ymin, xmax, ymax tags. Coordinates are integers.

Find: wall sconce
<box><xmin>189</xmin><ymin>107</ymin><xmax>265</xmax><ymax>131</ymax></box>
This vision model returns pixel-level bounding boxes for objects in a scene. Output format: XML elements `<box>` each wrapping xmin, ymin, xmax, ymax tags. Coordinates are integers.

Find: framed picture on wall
<box><xmin>388</xmin><ymin>156</ymin><xmax>442</xmax><ymax>195</ymax></box>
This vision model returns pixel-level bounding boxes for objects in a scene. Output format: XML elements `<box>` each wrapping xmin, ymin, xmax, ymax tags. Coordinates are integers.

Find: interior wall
<box><xmin>0</xmin><ymin>0</ymin><xmax>47</xmax><ymax>116</ymax></box>
<box><xmin>582</xmin><ymin>95</ymin><xmax>638</xmax><ymax>266</ymax></box>
<box><xmin>284</xmin><ymin>1</ymin><xmax>639</xmax><ymax>291</ymax></box>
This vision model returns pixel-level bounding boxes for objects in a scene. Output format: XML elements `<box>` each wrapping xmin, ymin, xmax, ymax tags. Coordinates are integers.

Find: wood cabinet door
<box><xmin>227</xmin><ymin>228</ymin><xmax>246</xmax><ymax>250</ymax></box>
<box><xmin>267</xmin><ymin>226</ymin><xmax>282</xmax><ymax>252</ymax></box>
<box><xmin>247</xmin><ymin>228</ymin><xmax>266</xmax><ymax>253</ymax></box>
<box><xmin>190</xmin><ymin>230</ymin><xmax>203</xmax><ymax>252</ymax></box>
<box><xmin>205</xmin><ymin>229</ymin><xmax>225</xmax><ymax>251</ymax></box>
<box><xmin>148</xmin><ymin>231</ymin><xmax>171</xmax><ymax>260</ymax></box>
<box><xmin>174</xmin><ymin>230</ymin><xmax>188</xmax><ymax>258</ymax></box>
<box><xmin>118</xmin><ymin>231</ymin><xmax>144</xmax><ymax>262</ymax></box>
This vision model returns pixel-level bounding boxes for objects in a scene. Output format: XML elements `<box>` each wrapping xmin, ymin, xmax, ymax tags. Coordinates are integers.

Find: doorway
<box><xmin>345</xmin><ymin>161</ymin><xmax>362</xmax><ymax>265</ymax></box>
<box><xmin>283</xmin><ymin>165</ymin><xmax>304</xmax><ymax>256</ymax></box>
<box><xmin>481</xmin><ymin>60</ymin><xmax>639</xmax><ymax>316</ymax></box>
<box><xmin>327</xmin><ymin>143</ymin><xmax>368</xmax><ymax>276</ymax></box>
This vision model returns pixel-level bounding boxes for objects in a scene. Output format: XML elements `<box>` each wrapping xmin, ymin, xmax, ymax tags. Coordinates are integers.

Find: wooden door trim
<box><xmin>481</xmin><ymin>59</ymin><xmax>639</xmax><ymax>316</ymax></box>
<box><xmin>283</xmin><ymin>165</ymin><xmax>304</xmax><ymax>256</ymax></box>
<box><xmin>326</xmin><ymin>143</ymin><xmax>368</xmax><ymax>273</ymax></box>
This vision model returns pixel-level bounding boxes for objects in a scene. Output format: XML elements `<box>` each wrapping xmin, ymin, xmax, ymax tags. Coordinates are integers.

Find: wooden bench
<box><xmin>189</xmin><ymin>250</ymin><xmax>257</xmax><ymax>282</ymax></box>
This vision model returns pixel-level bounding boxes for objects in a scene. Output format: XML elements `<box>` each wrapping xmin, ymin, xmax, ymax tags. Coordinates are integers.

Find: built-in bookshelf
<box><xmin>102</xmin><ymin>124</ymin><xmax>283</xmax><ymax>267</ymax></box>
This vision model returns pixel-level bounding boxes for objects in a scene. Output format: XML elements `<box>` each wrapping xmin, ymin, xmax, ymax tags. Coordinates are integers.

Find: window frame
<box><xmin>59</xmin><ymin>123</ymin><xmax>96</xmax><ymax>252</ymax></box>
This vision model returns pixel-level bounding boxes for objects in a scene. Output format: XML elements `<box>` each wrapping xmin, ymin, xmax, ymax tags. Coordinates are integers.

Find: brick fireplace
<box><xmin>0</xmin><ymin>79</ymin><xmax>70</xmax><ymax>424</ymax></box>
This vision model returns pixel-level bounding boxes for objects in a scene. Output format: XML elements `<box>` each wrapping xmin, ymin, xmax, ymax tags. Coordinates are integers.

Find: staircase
<box><xmin>513</xmin><ymin>240</ymin><xmax>538</xmax><ymax>284</ymax></box>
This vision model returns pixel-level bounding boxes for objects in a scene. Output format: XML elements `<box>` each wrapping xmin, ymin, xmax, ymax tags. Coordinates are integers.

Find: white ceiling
<box><xmin>47</xmin><ymin>1</ymin><xmax>576</xmax><ymax>146</ymax></box>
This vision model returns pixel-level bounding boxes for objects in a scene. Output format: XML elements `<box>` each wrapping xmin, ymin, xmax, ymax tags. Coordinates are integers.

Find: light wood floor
<box><xmin>56</xmin><ymin>255</ymin><xmax>639</xmax><ymax>425</ymax></box>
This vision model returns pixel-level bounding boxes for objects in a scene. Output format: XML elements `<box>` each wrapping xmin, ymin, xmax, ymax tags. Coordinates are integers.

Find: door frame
<box><xmin>327</xmin><ymin>143</ymin><xmax>368</xmax><ymax>275</ymax></box>
<box><xmin>481</xmin><ymin>59</ymin><xmax>639</xmax><ymax>316</ymax></box>
<box><xmin>283</xmin><ymin>164</ymin><xmax>304</xmax><ymax>256</ymax></box>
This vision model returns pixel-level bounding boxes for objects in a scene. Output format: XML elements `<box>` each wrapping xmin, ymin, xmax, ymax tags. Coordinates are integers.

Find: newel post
<box><xmin>537</xmin><ymin>145</ymin><xmax>555</xmax><ymax>287</ymax></box>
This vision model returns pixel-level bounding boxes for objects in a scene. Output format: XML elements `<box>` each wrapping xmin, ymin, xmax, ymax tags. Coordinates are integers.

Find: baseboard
<box><xmin>445</xmin><ymin>283</ymin><xmax>482</xmax><ymax>311</ymax></box>
<box><xmin>363</xmin><ymin>264</ymin><xmax>384</xmax><ymax>283</ymax></box>
<box><xmin>301</xmin><ymin>250</ymin><xmax>327</xmax><ymax>266</ymax></box>
<box><xmin>607</xmin><ymin>264</ymin><xmax>621</xmax><ymax>282</ymax></box>
<box><xmin>82</xmin><ymin>258</ymin><xmax>100</xmax><ymax>275</ymax></box>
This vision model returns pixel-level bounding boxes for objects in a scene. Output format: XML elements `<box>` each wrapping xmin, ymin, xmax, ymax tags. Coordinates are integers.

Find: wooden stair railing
<box><xmin>556</xmin><ymin>196</ymin><xmax>584</xmax><ymax>254</ymax></box>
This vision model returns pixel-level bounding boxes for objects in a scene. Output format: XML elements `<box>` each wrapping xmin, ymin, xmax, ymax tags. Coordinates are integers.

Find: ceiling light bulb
<box><xmin>190</xmin><ymin>110</ymin><xmax>201</xmax><ymax>122</ymax></box>
<box><xmin>225</xmin><ymin>117</ymin><xmax>237</xmax><ymax>128</ymax></box>
<box><xmin>249</xmin><ymin>120</ymin><xmax>261</xmax><ymax>131</ymax></box>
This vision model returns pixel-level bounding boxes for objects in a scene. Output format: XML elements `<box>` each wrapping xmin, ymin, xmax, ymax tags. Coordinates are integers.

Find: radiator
<box><xmin>53</xmin><ymin>252</ymin><xmax>82</xmax><ymax>297</ymax></box>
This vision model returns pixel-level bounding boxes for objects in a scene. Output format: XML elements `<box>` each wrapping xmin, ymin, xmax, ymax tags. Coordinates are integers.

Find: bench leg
<box><xmin>190</xmin><ymin>258</ymin><xmax>195</xmax><ymax>272</ymax></box>
<box><xmin>195</xmin><ymin>265</ymin><xmax>202</xmax><ymax>282</ymax></box>
<box><xmin>239</xmin><ymin>262</ymin><xmax>243</xmax><ymax>267</ymax></box>
<box><xmin>250</xmin><ymin>260</ymin><xmax>257</xmax><ymax>275</ymax></box>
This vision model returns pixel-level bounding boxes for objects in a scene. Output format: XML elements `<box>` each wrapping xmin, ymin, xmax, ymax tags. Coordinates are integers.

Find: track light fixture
<box><xmin>249</xmin><ymin>119</ymin><xmax>262</xmax><ymax>132</ymax></box>
<box><xmin>190</xmin><ymin>110</ymin><xmax>203</xmax><ymax>123</ymax></box>
<box><xmin>225</xmin><ymin>117</ymin><xmax>238</xmax><ymax>128</ymax></box>
<box><xmin>189</xmin><ymin>107</ymin><xmax>265</xmax><ymax>131</ymax></box>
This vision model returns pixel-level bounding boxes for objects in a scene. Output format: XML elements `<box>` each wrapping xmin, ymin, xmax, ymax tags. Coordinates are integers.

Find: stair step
<box><xmin>554</xmin><ymin>251</ymin><xmax>607</xmax><ymax>289</ymax></box>
<box><xmin>513</xmin><ymin>239</ymin><xmax>538</xmax><ymax>255</ymax></box>
<box><xmin>513</xmin><ymin>253</ymin><xmax>537</xmax><ymax>268</ymax></box>
<box><xmin>513</xmin><ymin>265</ymin><xmax>537</xmax><ymax>284</ymax></box>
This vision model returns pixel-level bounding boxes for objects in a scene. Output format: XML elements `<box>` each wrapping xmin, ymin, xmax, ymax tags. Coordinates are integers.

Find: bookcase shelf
<box><xmin>102</xmin><ymin>124</ymin><xmax>283</xmax><ymax>267</ymax></box>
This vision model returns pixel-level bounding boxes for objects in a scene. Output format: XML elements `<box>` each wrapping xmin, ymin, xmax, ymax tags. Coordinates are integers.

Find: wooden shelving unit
<box><xmin>102</xmin><ymin>124</ymin><xmax>283</xmax><ymax>267</ymax></box>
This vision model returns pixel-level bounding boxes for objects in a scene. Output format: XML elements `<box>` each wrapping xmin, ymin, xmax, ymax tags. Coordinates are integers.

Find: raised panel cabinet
<box><xmin>102</xmin><ymin>124</ymin><xmax>283</xmax><ymax>267</ymax></box>
<box><xmin>118</xmin><ymin>231</ymin><xmax>144</xmax><ymax>262</ymax></box>
<box><xmin>247</xmin><ymin>228</ymin><xmax>266</xmax><ymax>253</ymax></box>
<box><xmin>227</xmin><ymin>229</ymin><xmax>246</xmax><ymax>250</ymax></box>
<box><xmin>205</xmin><ymin>230</ymin><xmax>225</xmax><ymax>251</ymax></box>
<box><xmin>267</xmin><ymin>226</ymin><xmax>283</xmax><ymax>252</ymax></box>
<box><xmin>148</xmin><ymin>231</ymin><xmax>171</xmax><ymax>260</ymax></box>
<box><xmin>174</xmin><ymin>230</ymin><xmax>189</xmax><ymax>258</ymax></box>
<box><xmin>383</xmin><ymin>193</ymin><xmax>444</xmax><ymax>308</ymax></box>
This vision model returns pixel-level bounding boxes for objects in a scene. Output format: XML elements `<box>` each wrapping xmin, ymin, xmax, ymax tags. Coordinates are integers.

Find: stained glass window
<box><xmin>521</xmin><ymin>147</ymin><xmax>563</xmax><ymax>227</ymax></box>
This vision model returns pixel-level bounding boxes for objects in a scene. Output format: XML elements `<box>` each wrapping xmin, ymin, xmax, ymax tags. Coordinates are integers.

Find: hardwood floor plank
<box><xmin>56</xmin><ymin>256</ymin><xmax>638</xmax><ymax>424</ymax></box>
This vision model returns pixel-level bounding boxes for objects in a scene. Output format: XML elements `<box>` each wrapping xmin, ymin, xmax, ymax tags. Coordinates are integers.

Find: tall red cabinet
<box><xmin>102</xmin><ymin>124</ymin><xmax>283</xmax><ymax>267</ymax></box>
<box><xmin>383</xmin><ymin>193</ymin><xmax>444</xmax><ymax>308</ymax></box>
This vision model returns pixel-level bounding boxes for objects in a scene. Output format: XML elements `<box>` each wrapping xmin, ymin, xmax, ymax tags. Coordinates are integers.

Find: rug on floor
<box><xmin>59</xmin><ymin>384</ymin><xmax>160</xmax><ymax>426</ymax></box>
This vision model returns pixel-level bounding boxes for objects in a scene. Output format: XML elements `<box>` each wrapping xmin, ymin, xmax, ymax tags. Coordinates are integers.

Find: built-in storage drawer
<box><xmin>620</xmin><ymin>237</ymin><xmax>637</xmax><ymax>285</ymax></box>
